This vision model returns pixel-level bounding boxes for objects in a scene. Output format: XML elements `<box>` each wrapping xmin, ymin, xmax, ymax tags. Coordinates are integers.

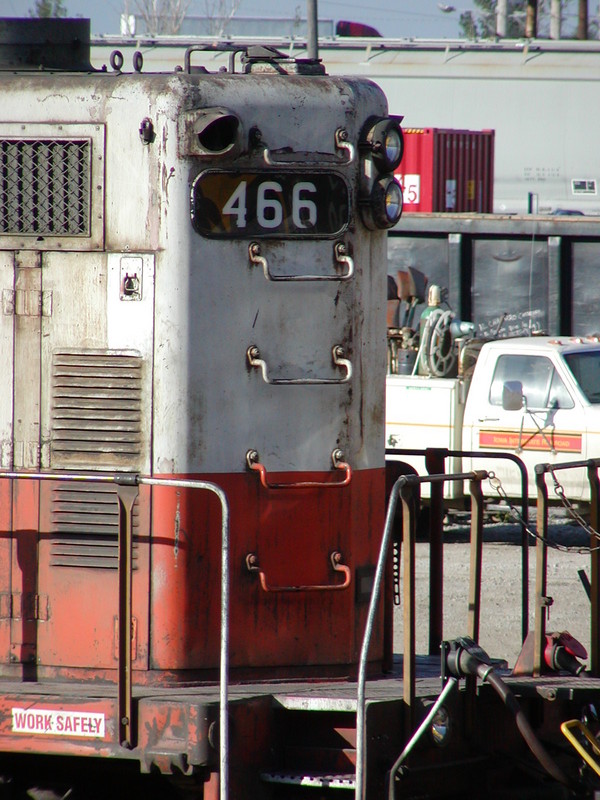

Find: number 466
<box><xmin>223</xmin><ymin>180</ymin><xmax>318</xmax><ymax>229</ymax></box>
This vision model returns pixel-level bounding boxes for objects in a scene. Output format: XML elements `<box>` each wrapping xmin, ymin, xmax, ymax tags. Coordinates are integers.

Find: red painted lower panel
<box><xmin>0</xmin><ymin>467</ymin><xmax>385</xmax><ymax>679</ymax></box>
<box><xmin>150</xmin><ymin>467</ymin><xmax>385</xmax><ymax>672</ymax></box>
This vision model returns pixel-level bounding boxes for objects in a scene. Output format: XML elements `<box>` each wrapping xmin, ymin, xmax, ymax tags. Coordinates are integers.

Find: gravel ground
<box><xmin>392</xmin><ymin>512</ymin><xmax>594</xmax><ymax>670</ymax></box>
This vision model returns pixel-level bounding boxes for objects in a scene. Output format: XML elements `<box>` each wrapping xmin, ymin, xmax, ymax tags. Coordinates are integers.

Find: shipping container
<box><xmin>395</xmin><ymin>128</ymin><xmax>495</xmax><ymax>213</ymax></box>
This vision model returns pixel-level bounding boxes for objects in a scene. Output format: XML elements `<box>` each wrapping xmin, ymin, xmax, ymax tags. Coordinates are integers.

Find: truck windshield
<box><xmin>564</xmin><ymin>350</ymin><xmax>600</xmax><ymax>403</ymax></box>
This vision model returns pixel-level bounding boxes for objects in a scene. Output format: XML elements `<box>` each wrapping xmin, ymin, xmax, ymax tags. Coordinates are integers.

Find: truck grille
<box><xmin>0</xmin><ymin>138</ymin><xmax>91</xmax><ymax>236</ymax></box>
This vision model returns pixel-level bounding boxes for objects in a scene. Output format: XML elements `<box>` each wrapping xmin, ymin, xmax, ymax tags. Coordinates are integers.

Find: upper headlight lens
<box><xmin>362</xmin><ymin>117</ymin><xmax>404</xmax><ymax>172</ymax></box>
<box><xmin>383</xmin><ymin>126</ymin><xmax>403</xmax><ymax>169</ymax></box>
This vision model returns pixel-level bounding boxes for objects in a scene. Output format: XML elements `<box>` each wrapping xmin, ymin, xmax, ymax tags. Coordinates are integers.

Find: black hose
<box><xmin>484</xmin><ymin>668</ymin><xmax>570</xmax><ymax>787</ymax></box>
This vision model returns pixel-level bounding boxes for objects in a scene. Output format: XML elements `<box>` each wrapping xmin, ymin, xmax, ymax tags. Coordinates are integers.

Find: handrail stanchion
<box><xmin>116</xmin><ymin>479</ymin><xmax>140</xmax><ymax>749</ymax></box>
<box><xmin>355</xmin><ymin>474</ymin><xmax>406</xmax><ymax>800</ymax></box>
<box><xmin>400</xmin><ymin>480</ymin><xmax>418</xmax><ymax>734</ymax></box>
<box><xmin>467</xmin><ymin>472</ymin><xmax>486</xmax><ymax>643</ymax></box>
<box><xmin>534</xmin><ymin>466</ymin><xmax>549</xmax><ymax>677</ymax></box>
<box><xmin>587</xmin><ymin>461</ymin><xmax>600</xmax><ymax>676</ymax></box>
<box><xmin>425</xmin><ymin>448</ymin><xmax>446</xmax><ymax>655</ymax></box>
<box><xmin>357</xmin><ymin>469</ymin><xmax>489</xmax><ymax>800</ymax></box>
<box><xmin>140</xmin><ymin>477</ymin><xmax>229</xmax><ymax>800</ymax></box>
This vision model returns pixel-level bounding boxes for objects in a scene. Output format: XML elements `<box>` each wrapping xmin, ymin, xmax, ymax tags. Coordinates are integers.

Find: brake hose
<box><xmin>448</xmin><ymin>637</ymin><xmax>570</xmax><ymax>788</ymax></box>
<box><xmin>484</xmin><ymin>668</ymin><xmax>569</xmax><ymax>786</ymax></box>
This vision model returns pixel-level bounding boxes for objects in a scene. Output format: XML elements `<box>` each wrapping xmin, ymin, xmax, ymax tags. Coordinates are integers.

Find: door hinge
<box><xmin>7</xmin><ymin>593</ymin><xmax>49</xmax><ymax>621</ymax></box>
<box><xmin>2</xmin><ymin>289</ymin><xmax>52</xmax><ymax>316</ymax></box>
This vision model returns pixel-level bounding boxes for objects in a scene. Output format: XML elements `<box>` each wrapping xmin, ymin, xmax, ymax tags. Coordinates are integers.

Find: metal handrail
<box><xmin>0</xmin><ymin>470</ymin><xmax>230</xmax><ymax>800</ymax></box>
<box><xmin>386</xmin><ymin>447</ymin><xmax>530</xmax><ymax>643</ymax></box>
<box><xmin>355</xmin><ymin>468</ymin><xmax>490</xmax><ymax>800</ymax></box>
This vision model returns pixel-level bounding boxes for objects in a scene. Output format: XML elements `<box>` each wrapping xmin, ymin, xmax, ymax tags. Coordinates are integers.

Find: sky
<box><xmin>0</xmin><ymin>0</ymin><xmax>594</xmax><ymax>38</ymax></box>
<box><xmin>0</xmin><ymin>0</ymin><xmax>498</xmax><ymax>38</ymax></box>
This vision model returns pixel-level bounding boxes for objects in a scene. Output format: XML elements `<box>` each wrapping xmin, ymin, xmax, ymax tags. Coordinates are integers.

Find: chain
<box><xmin>488</xmin><ymin>471</ymin><xmax>600</xmax><ymax>554</ymax></box>
<box><xmin>547</xmin><ymin>466</ymin><xmax>600</xmax><ymax>540</ymax></box>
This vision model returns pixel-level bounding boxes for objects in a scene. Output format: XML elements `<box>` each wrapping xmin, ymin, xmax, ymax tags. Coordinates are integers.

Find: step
<box><xmin>283</xmin><ymin>745</ymin><xmax>357</xmax><ymax>771</ymax></box>
<box><xmin>260</xmin><ymin>771</ymin><xmax>356</xmax><ymax>790</ymax></box>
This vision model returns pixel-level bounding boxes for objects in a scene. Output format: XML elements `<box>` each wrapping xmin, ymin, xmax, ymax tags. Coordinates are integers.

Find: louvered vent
<box><xmin>51</xmin><ymin>350</ymin><xmax>143</xmax><ymax>470</ymax></box>
<box><xmin>0</xmin><ymin>139</ymin><xmax>91</xmax><ymax>236</ymax></box>
<box><xmin>51</xmin><ymin>483</ymin><xmax>139</xmax><ymax>570</ymax></box>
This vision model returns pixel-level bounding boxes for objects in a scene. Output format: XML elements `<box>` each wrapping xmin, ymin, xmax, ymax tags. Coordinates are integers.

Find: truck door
<box><xmin>465</xmin><ymin>352</ymin><xmax>586</xmax><ymax>500</ymax></box>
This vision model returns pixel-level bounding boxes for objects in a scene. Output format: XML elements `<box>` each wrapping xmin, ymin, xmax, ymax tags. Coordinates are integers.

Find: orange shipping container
<box><xmin>395</xmin><ymin>127</ymin><xmax>495</xmax><ymax>213</ymax></box>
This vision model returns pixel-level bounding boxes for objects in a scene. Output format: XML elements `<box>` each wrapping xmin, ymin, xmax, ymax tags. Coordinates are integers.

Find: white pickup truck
<box><xmin>386</xmin><ymin>334</ymin><xmax>600</xmax><ymax>503</ymax></box>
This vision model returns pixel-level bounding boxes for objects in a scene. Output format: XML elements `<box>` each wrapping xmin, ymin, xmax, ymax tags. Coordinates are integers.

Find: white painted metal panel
<box><xmin>0</xmin><ymin>252</ymin><xmax>13</xmax><ymax>469</ymax></box>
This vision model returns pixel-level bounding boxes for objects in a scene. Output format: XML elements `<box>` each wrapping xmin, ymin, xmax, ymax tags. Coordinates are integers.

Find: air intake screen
<box><xmin>51</xmin><ymin>482</ymin><xmax>139</xmax><ymax>570</ymax></box>
<box><xmin>51</xmin><ymin>350</ymin><xmax>143</xmax><ymax>471</ymax></box>
<box><xmin>0</xmin><ymin>139</ymin><xmax>91</xmax><ymax>236</ymax></box>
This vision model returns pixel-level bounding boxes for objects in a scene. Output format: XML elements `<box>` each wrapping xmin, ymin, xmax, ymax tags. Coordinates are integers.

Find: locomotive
<box><xmin>0</xmin><ymin>15</ymin><xmax>404</xmax><ymax>799</ymax></box>
<box><xmin>3</xmin><ymin>15</ymin><xmax>600</xmax><ymax>800</ymax></box>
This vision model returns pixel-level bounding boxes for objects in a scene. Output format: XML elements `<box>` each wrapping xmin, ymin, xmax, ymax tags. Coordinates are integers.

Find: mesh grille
<box><xmin>51</xmin><ymin>351</ymin><xmax>143</xmax><ymax>470</ymax></box>
<box><xmin>51</xmin><ymin>483</ymin><xmax>139</xmax><ymax>570</ymax></box>
<box><xmin>0</xmin><ymin>139</ymin><xmax>91</xmax><ymax>236</ymax></box>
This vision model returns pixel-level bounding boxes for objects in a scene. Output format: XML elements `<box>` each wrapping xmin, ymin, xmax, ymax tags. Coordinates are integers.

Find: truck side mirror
<box><xmin>502</xmin><ymin>380</ymin><xmax>524</xmax><ymax>411</ymax></box>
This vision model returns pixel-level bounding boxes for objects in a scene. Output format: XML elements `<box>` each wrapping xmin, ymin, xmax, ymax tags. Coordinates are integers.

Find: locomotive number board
<box><xmin>191</xmin><ymin>171</ymin><xmax>349</xmax><ymax>238</ymax></box>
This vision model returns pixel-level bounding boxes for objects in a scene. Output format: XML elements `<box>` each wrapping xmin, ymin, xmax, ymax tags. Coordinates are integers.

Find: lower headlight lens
<box><xmin>384</xmin><ymin>178</ymin><xmax>403</xmax><ymax>224</ymax></box>
<box><xmin>365</xmin><ymin>175</ymin><xmax>403</xmax><ymax>229</ymax></box>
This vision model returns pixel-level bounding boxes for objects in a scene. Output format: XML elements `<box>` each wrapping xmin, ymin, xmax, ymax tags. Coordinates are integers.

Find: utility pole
<box><xmin>577</xmin><ymin>0</ymin><xmax>588</xmax><ymax>39</ymax></box>
<box><xmin>550</xmin><ymin>0</ymin><xmax>561</xmax><ymax>39</ymax></box>
<box><xmin>496</xmin><ymin>0</ymin><xmax>507</xmax><ymax>37</ymax></box>
<box><xmin>307</xmin><ymin>0</ymin><xmax>318</xmax><ymax>60</ymax></box>
<box><xmin>525</xmin><ymin>0</ymin><xmax>537</xmax><ymax>37</ymax></box>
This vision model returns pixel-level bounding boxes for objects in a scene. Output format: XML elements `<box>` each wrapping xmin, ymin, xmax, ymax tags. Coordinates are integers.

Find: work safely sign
<box><xmin>12</xmin><ymin>707</ymin><xmax>105</xmax><ymax>738</ymax></box>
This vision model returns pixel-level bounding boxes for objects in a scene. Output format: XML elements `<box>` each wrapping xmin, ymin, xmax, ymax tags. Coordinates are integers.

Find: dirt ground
<box><xmin>392</xmin><ymin>515</ymin><xmax>593</xmax><ymax>670</ymax></box>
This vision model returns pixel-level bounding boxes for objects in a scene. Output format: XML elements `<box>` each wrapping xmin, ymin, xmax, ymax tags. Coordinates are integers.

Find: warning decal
<box><xmin>12</xmin><ymin>708</ymin><xmax>105</xmax><ymax>738</ymax></box>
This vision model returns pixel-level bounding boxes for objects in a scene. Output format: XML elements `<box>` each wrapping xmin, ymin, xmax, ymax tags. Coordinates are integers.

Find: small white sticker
<box><xmin>12</xmin><ymin>708</ymin><xmax>105</xmax><ymax>738</ymax></box>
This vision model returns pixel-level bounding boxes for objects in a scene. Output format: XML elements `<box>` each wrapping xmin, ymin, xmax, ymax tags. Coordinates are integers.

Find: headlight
<box><xmin>365</xmin><ymin>176</ymin><xmax>403</xmax><ymax>229</ymax></box>
<box><xmin>369</xmin><ymin>118</ymin><xmax>404</xmax><ymax>172</ymax></box>
<box><xmin>361</xmin><ymin>116</ymin><xmax>404</xmax><ymax>172</ymax></box>
<box><xmin>358</xmin><ymin>115</ymin><xmax>405</xmax><ymax>230</ymax></box>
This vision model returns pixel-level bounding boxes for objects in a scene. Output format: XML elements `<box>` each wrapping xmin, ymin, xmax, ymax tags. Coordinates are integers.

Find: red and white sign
<box><xmin>12</xmin><ymin>708</ymin><xmax>105</xmax><ymax>738</ymax></box>
<box><xmin>396</xmin><ymin>173</ymin><xmax>421</xmax><ymax>205</ymax></box>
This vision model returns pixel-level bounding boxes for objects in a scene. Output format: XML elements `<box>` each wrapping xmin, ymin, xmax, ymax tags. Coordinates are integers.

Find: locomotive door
<box><xmin>0</xmin><ymin>251</ymin><xmax>15</xmax><ymax>665</ymax></box>
<box><xmin>30</xmin><ymin>251</ymin><xmax>153</xmax><ymax>671</ymax></box>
